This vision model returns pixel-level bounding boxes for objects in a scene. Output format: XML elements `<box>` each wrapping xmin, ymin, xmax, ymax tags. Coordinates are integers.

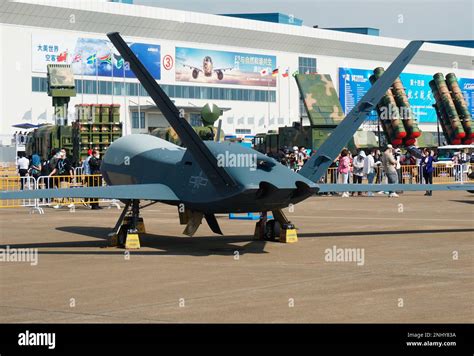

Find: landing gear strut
<box><xmin>253</xmin><ymin>209</ymin><xmax>298</xmax><ymax>243</ymax></box>
<box><xmin>107</xmin><ymin>199</ymin><xmax>145</xmax><ymax>249</ymax></box>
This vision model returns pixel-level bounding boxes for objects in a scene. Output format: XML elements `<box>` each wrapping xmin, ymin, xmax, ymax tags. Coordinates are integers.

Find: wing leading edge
<box><xmin>0</xmin><ymin>184</ymin><xmax>179</xmax><ymax>202</ymax></box>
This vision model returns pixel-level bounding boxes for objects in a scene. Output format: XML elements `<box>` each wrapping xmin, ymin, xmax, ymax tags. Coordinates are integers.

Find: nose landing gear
<box><xmin>107</xmin><ymin>199</ymin><xmax>145</xmax><ymax>249</ymax></box>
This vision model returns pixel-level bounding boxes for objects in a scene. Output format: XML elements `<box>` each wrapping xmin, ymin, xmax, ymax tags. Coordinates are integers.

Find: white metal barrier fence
<box><xmin>0</xmin><ymin>174</ymin><xmax>121</xmax><ymax>213</ymax></box>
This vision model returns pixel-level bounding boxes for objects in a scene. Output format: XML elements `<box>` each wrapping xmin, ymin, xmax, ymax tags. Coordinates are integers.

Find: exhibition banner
<box><xmin>32</xmin><ymin>34</ymin><xmax>161</xmax><ymax>79</ymax></box>
<box><xmin>175</xmin><ymin>47</ymin><xmax>276</xmax><ymax>87</ymax></box>
<box><xmin>339</xmin><ymin>67</ymin><xmax>474</xmax><ymax>123</ymax></box>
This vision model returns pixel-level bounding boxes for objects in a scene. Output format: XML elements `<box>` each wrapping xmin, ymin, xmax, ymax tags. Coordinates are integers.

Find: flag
<box><xmin>282</xmin><ymin>68</ymin><xmax>289</xmax><ymax>77</ymax></box>
<box><xmin>86</xmin><ymin>54</ymin><xmax>97</xmax><ymax>64</ymax></box>
<box><xmin>114</xmin><ymin>54</ymin><xmax>124</xmax><ymax>69</ymax></box>
<box><xmin>260</xmin><ymin>68</ymin><xmax>269</xmax><ymax>76</ymax></box>
<box><xmin>272</xmin><ymin>68</ymin><xmax>279</xmax><ymax>77</ymax></box>
<box><xmin>72</xmin><ymin>53</ymin><xmax>82</xmax><ymax>63</ymax></box>
<box><xmin>57</xmin><ymin>51</ymin><xmax>68</xmax><ymax>62</ymax></box>
<box><xmin>292</xmin><ymin>70</ymin><xmax>299</xmax><ymax>77</ymax></box>
<box><xmin>99</xmin><ymin>54</ymin><xmax>112</xmax><ymax>65</ymax></box>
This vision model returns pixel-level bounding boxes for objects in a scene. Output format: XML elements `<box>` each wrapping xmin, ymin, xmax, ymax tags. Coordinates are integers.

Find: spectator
<box><xmin>421</xmin><ymin>148</ymin><xmax>435</xmax><ymax>196</ymax></box>
<box><xmin>17</xmin><ymin>152</ymin><xmax>30</xmax><ymax>190</ymax></box>
<box><xmin>352</xmin><ymin>150</ymin><xmax>365</xmax><ymax>196</ymax></box>
<box><xmin>381</xmin><ymin>144</ymin><xmax>399</xmax><ymax>197</ymax></box>
<box><xmin>299</xmin><ymin>146</ymin><xmax>309</xmax><ymax>166</ymax></box>
<box><xmin>401</xmin><ymin>151</ymin><xmax>416</xmax><ymax>184</ymax></box>
<box><xmin>49</xmin><ymin>150</ymin><xmax>74</xmax><ymax>209</ymax></box>
<box><xmin>374</xmin><ymin>149</ymin><xmax>383</xmax><ymax>183</ymax></box>
<box><xmin>364</xmin><ymin>149</ymin><xmax>376</xmax><ymax>196</ymax></box>
<box><xmin>394</xmin><ymin>148</ymin><xmax>402</xmax><ymax>184</ymax></box>
<box><xmin>452</xmin><ymin>152</ymin><xmax>461</xmax><ymax>182</ymax></box>
<box><xmin>88</xmin><ymin>150</ymin><xmax>102</xmax><ymax>210</ymax></box>
<box><xmin>337</xmin><ymin>149</ymin><xmax>350</xmax><ymax>198</ymax></box>
<box><xmin>289</xmin><ymin>146</ymin><xmax>300</xmax><ymax>172</ymax></box>
<box><xmin>82</xmin><ymin>149</ymin><xmax>93</xmax><ymax>207</ymax></box>
<box><xmin>82</xmin><ymin>149</ymin><xmax>93</xmax><ymax>175</ymax></box>
<box><xmin>29</xmin><ymin>153</ymin><xmax>42</xmax><ymax>180</ymax></box>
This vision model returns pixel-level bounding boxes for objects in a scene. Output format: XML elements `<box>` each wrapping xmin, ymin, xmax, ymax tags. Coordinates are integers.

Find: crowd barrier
<box><xmin>0</xmin><ymin>174</ymin><xmax>121</xmax><ymax>212</ymax></box>
<box><xmin>0</xmin><ymin>164</ymin><xmax>473</xmax><ymax>212</ymax></box>
<box><xmin>311</xmin><ymin>164</ymin><xmax>473</xmax><ymax>185</ymax></box>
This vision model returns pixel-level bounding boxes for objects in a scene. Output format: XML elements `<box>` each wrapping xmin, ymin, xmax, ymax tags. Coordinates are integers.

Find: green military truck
<box><xmin>26</xmin><ymin>104</ymin><xmax>123</xmax><ymax>166</ymax></box>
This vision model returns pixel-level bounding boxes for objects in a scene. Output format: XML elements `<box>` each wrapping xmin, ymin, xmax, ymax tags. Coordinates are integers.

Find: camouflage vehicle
<box><xmin>151</xmin><ymin>103</ymin><xmax>224</xmax><ymax>145</ymax></box>
<box><xmin>26</xmin><ymin>104</ymin><xmax>123</xmax><ymax>165</ymax></box>
<box><xmin>415</xmin><ymin>131</ymin><xmax>446</xmax><ymax>148</ymax></box>
<box><xmin>295</xmin><ymin>74</ymin><xmax>345</xmax><ymax>126</ymax></box>
<box><xmin>255</xmin><ymin>74</ymin><xmax>378</xmax><ymax>154</ymax></box>
<box><xmin>26</xmin><ymin>124</ymin><xmax>73</xmax><ymax>161</ymax></box>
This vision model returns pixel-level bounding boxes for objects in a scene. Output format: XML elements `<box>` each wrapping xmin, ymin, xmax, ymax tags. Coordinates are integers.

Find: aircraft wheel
<box><xmin>264</xmin><ymin>220</ymin><xmax>279</xmax><ymax>241</ymax></box>
<box><xmin>118</xmin><ymin>225</ymin><xmax>129</xmax><ymax>247</ymax></box>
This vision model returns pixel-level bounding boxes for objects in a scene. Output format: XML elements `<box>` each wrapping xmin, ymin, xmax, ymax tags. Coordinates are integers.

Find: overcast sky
<box><xmin>133</xmin><ymin>0</ymin><xmax>474</xmax><ymax>40</ymax></box>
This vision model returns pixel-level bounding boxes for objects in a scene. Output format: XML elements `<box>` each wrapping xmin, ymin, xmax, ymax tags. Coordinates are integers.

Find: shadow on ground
<box><xmin>0</xmin><ymin>225</ymin><xmax>472</xmax><ymax>257</ymax></box>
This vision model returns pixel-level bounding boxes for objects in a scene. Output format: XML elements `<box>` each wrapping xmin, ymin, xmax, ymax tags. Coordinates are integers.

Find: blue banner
<box><xmin>32</xmin><ymin>34</ymin><xmax>161</xmax><ymax>79</ymax></box>
<box><xmin>338</xmin><ymin>68</ymin><xmax>474</xmax><ymax>123</ymax></box>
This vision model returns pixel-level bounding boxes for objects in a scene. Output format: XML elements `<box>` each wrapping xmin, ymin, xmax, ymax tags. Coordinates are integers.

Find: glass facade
<box><xmin>298</xmin><ymin>57</ymin><xmax>317</xmax><ymax>75</ymax></box>
<box><xmin>32</xmin><ymin>77</ymin><xmax>276</xmax><ymax>103</ymax></box>
<box><xmin>131</xmin><ymin>111</ymin><xmax>145</xmax><ymax>129</ymax></box>
<box><xmin>298</xmin><ymin>57</ymin><xmax>318</xmax><ymax>119</ymax></box>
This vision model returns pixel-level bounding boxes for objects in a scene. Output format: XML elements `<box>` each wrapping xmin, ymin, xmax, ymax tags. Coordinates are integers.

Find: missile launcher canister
<box><xmin>445</xmin><ymin>73</ymin><xmax>473</xmax><ymax>144</ymax></box>
<box><xmin>429</xmin><ymin>80</ymin><xmax>460</xmax><ymax>145</ymax></box>
<box><xmin>370</xmin><ymin>69</ymin><xmax>407</xmax><ymax>146</ymax></box>
<box><xmin>391</xmin><ymin>77</ymin><xmax>421</xmax><ymax>145</ymax></box>
<box><xmin>432</xmin><ymin>73</ymin><xmax>465</xmax><ymax>141</ymax></box>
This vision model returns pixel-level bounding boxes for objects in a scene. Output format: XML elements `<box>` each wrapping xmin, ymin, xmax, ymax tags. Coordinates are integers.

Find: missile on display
<box><xmin>429</xmin><ymin>79</ymin><xmax>459</xmax><ymax>144</ymax></box>
<box><xmin>445</xmin><ymin>73</ymin><xmax>473</xmax><ymax>144</ymax></box>
<box><xmin>370</xmin><ymin>67</ymin><xmax>407</xmax><ymax>146</ymax></box>
<box><xmin>391</xmin><ymin>77</ymin><xmax>421</xmax><ymax>146</ymax></box>
<box><xmin>431</xmin><ymin>73</ymin><xmax>466</xmax><ymax>144</ymax></box>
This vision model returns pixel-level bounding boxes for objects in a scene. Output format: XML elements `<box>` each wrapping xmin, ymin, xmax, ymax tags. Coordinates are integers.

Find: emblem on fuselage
<box><xmin>189</xmin><ymin>171</ymin><xmax>208</xmax><ymax>189</ymax></box>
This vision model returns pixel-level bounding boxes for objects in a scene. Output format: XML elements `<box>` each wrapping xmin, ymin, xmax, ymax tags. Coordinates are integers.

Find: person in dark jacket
<box><xmin>88</xmin><ymin>150</ymin><xmax>102</xmax><ymax>209</ymax></box>
<box><xmin>421</xmin><ymin>148</ymin><xmax>434</xmax><ymax>196</ymax></box>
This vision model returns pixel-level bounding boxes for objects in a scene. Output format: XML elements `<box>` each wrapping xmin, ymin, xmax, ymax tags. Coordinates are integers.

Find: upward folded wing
<box><xmin>0</xmin><ymin>184</ymin><xmax>179</xmax><ymax>202</ymax></box>
<box><xmin>107</xmin><ymin>32</ymin><xmax>237</xmax><ymax>193</ymax></box>
<box><xmin>317</xmin><ymin>183</ymin><xmax>474</xmax><ymax>193</ymax></box>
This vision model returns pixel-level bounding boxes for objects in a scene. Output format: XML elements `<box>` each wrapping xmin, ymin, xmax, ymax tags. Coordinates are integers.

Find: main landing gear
<box><xmin>253</xmin><ymin>209</ymin><xmax>298</xmax><ymax>243</ymax></box>
<box><xmin>107</xmin><ymin>199</ymin><xmax>145</xmax><ymax>249</ymax></box>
